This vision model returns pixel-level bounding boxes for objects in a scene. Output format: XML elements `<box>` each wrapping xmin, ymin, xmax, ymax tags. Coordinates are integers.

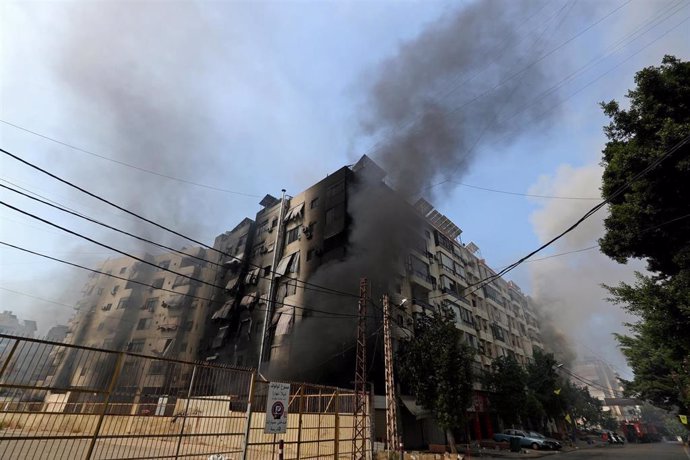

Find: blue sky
<box><xmin>1</xmin><ymin>0</ymin><xmax>688</xmax><ymax>371</ymax></box>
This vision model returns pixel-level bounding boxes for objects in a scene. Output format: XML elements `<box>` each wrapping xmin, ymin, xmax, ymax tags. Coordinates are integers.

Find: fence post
<box><xmin>85</xmin><ymin>351</ymin><xmax>126</xmax><ymax>460</ymax></box>
<box><xmin>0</xmin><ymin>338</ymin><xmax>20</xmax><ymax>381</ymax></box>
<box><xmin>296</xmin><ymin>385</ymin><xmax>305</xmax><ymax>459</ymax></box>
<box><xmin>333</xmin><ymin>388</ymin><xmax>340</xmax><ymax>460</ymax></box>
<box><xmin>174</xmin><ymin>364</ymin><xmax>197</xmax><ymax>459</ymax></box>
<box><xmin>241</xmin><ymin>370</ymin><xmax>257</xmax><ymax>460</ymax></box>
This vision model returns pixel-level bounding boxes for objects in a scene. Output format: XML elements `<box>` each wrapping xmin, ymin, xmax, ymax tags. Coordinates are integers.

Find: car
<box><xmin>493</xmin><ymin>429</ymin><xmax>549</xmax><ymax>450</ymax></box>
<box><xmin>527</xmin><ymin>431</ymin><xmax>563</xmax><ymax>450</ymax></box>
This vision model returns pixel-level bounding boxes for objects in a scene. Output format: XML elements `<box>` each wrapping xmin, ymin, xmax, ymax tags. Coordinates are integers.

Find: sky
<box><xmin>1</xmin><ymin>0</ymin><xmax>688</xmax><ymax>374</ymax></box>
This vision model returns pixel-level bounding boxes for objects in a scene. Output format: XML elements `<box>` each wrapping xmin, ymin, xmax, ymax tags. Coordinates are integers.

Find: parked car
<box><xmin>527</xmin><ymin>431</ymin><xmax>563</xmax><ymax>450</ymax></box>
<box><xmin>493</xmin><ymin>429</ymin><xmax>555</xmax><ymax>450</ymax></box>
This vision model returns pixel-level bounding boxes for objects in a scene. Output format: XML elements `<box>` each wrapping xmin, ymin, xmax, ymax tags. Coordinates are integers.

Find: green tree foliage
<box><xmin>599</xmin><ymin>55</ymin><xmax>690</xmax><ymax>413</ymax></box>
<box><xmin>483</xmin><ymin>355</ymin><xmax>527</xmax><ymax>427</ymax></box>
<box><xmin>525</xmin><ymin>351</ymin><xmax>562</xmax><ymax>430</ymax></box>
<box><xmin>559</xmin><ymin>381</ymin><xmax>605</xmax><ymax>429</ymax></box>
<box><xmin>397</xmin><ymin>310</ymin><xmax>475</xmax><ymax>451</ymax></box>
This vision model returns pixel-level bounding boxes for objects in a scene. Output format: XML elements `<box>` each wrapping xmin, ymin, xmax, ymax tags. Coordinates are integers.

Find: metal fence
<box><xmin>0</xmin><ymin>334</ymin><xmax>370</xmax><ymax>459</ymax></box>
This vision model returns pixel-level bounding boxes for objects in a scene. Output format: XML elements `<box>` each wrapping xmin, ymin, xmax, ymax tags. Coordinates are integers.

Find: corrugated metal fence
<box><xmin>0</xmin><ymin>334</ymin><xmax>370</xmax><ymax>459</ymax></box>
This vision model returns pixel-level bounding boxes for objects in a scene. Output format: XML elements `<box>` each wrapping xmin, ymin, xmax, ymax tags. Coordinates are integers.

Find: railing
<box><xmin>0</xmin><ymin>334</ymin><xmax>369</xmax><ymax>459</ymax></box>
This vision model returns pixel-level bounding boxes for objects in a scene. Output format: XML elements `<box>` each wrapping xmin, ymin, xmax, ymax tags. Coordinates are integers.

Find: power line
<box><xmin>0</xmin><ymin>119</ymin><xmax>262</xmax><ymax>198</ymax></box>
<box><xmin>0</xmin><ymin>147</ymin><xmax>359</xmax><ymax>300</ymax></box>
<box><xmin>0</xmin><ymin>240</ymin><xmax>366</xmax><ymax>321</ymax></box>
<box><xmin>447</xmin><ymin>180</ymin><xmax>600</xmax><ymax>200</ymax></box>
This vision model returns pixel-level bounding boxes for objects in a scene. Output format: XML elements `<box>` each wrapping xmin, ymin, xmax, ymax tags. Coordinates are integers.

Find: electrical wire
<box><xmin>446</xmin><ymin>181</ymin><xmax>600</xmax><ymax>200</ymax></box>
<box><xmin>0</xmin><ymin>119</ymin><xmax>262</xmax><ymax>198</ymax></box>
<box><xmin>0</xmin><ymin>147</ymin><xmax>360</xmax><ymax>300</ymax></box>
<box><xmin>0</xmin><ymin>240</ymin><xmax>368</xmax><ymax>320</ymax></box>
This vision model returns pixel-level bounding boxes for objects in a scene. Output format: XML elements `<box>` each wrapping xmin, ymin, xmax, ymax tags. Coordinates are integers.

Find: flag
<box><xmin>565</xmin><ymin>414</ymin><xmax>572</xmax><ymax>424</ymax></box>
<box><xmin>554</xmin><ymin>388</ymin><xmax>561</xmax><ymax>395</ymax></box>
<box><xmin>679</xmin><ymin>415</ymin><xmax>688</xmax><ymax>425</ymax></box>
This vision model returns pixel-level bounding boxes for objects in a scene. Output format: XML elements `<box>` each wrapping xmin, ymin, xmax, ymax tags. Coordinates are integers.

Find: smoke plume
<box><xmin>286</xmin><ymin>0</ymin><xmax>577</xmax><ymax>383</ymax></box>
<box><xmin>528</xmin><ymin>162</ymin><xmax>640</xmax><ymax>374</ymax></box>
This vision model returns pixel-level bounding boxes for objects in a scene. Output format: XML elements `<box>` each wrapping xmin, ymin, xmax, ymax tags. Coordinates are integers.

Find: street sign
<box><xmin>265</xmin><ymin>382</ymin><xmax>290</xmax><ymax>434</ymax></box>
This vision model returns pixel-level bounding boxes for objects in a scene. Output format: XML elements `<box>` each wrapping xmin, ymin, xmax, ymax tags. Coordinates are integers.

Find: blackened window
<box><xmin>310</xmin><ymin>197</ymin><xmax>319</xmax><ymax>209</ymax></box>
<box><xmin>152</xmin><ymin>279</ymin><xmax>164</xmax><ymax>289</ymax></box>
<box><xmin>137</xmin><ymin>318</ymin><xmax>152</xmax><ymax>330</ymax></box>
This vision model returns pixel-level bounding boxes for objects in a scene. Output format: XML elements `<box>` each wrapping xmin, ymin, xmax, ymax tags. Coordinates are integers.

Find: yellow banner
<box><xmin>554</xmin><ymin>388</ymin><xmax>561</xmax><ymax>395</ymax></box>
<box><xmin>679</xmin><ymin>414</ymin><xmax>687</xmax><ymax>425</ymax></box>
<box><xmin>565</xmin><ymin>414</ymin><xmax>572</xmax><ymax>424</ymax></box>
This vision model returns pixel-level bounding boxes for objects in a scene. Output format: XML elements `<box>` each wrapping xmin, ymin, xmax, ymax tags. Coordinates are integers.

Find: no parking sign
<box><xmin>265</xmin><ymin>382</ymin><xmax>290</xmax><ymax>434</ymax></box>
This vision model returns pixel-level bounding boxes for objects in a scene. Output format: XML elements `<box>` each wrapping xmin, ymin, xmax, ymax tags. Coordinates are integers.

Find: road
<box><xmin>559</xmin><ymin>442</ymin><xmax>690</xmax><ymax>459</ymax></box>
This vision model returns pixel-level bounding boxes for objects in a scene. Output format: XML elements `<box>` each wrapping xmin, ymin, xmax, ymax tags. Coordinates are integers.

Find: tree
<box><xmin>397</xmin><ymin>310</ymin><xmax>475</xmax><ymax>452</ymax></box>
<box><xmin>599</xmin><ymin>55</ymin><xmax>690</xmax><ymax>413</ymax></box>
<box><xmin>483</xmin><ymin>355</ymin><xmax>527</xmax><ymax>428</ymax></box>
<box><xmin>525</xmin><ymin>350</ymin><xmax>562</xmax><ymax>431</ymax></box>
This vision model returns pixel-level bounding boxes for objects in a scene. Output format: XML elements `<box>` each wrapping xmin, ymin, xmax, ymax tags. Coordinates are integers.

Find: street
<box><xmin>556</xmin><ymin>442</ymin><xmax>690</xmax><ymax>460</ymax></box>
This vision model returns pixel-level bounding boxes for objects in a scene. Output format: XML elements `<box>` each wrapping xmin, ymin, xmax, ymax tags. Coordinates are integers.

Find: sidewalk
<box><xmin>394</xmin><ymin>440</ymin><xmax>611</xmax><ymax>459</ymax></box>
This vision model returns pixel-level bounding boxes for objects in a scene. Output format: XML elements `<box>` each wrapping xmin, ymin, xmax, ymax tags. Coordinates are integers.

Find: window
<box><xmin>128</xmin><ymin>340</ymin><xmax>145</xmax><ymax>353</ymax></box>
<box><xmin>408</xmin><ymin>255</ymin><xmax>430</xmax><ymax>278</ymax></box>
<box><xmin>238</xmin><ymin>318</ymin><xmax>252</xmax><ymax>338</ymax></box>
<box><xmin>263</xmin><ymin>265</ymin><xmax>271</xmax><ymax>277</ymax></box>
<box><xmin>286</xmin><ymin>226</ymin><xmax>300</xmax><ymax>244</ymax></box>
<box><xmin>440</xmin><ymin>275</ymin><xmax>456</xmax><ymax>293</ymax></box>
<box><xmin>111</xmin><ymin>285</ymin><xmax>120</xmax><ymax>295</ymax></box>
<box><xmin>97</xmin><ymin>322</ymin><xmax>105</xmax><ymax>331</ymax></box>
<box><xmin>102</xmin><ymin>303</ymin><xmax>112</xmax><ymax>311</ymax></box>
<box><xmin>117</xmin><ymin>298</ymin><xmax>129</xmax><ymax>310</ymax></box>
<box><xmin>119</xmin><ymin>267</ymin><xmax>127</xmax><ymax>274</ymax></box>
<box><xmin>271</xmin><ymin>217</ymin><xmax>278</xmax><ymax>228</ymax></box>
<box><xmin>307</xmin><ymin>249</ymin><xmax>314</xmax><ymax>261</ymax></box>
<box><xmin>327</xmin><ymin>181</ymin><xmax>345</xmax><ymax>197</ymax></box>
<box><xmin>439</xmin><ymin>252</ymin><xmax>454</xmax><ymax>272</ymax></box>
<box><xmin>151</xmin><ymin>279</ymin><xmax>164</xmax><ymax>289</ymax></box>
<box><xmin>288</xmin><ymin>251</ymin><xmax>300</xmax><ymax>274</ymax></box>
<box><xmin>459</xmin><ymin>307</ymin><xmax>474</xmax><ymax>326</ymax></box>
<box><xmin>158</xmin><ymin>260</ymin><xmax>170</xmax><ymax>270</ymax></box>
<box><xmin>310</xmin><ymin>197</ymin><xmax>319</xmax><ymax>209</ymax></box>
<box><xmin>172</xmin><ymin>276</ymin><xmax>190</xmax><ymax>288</ymax></box>
<box><xmin>97</xmin><ymin>288</ymin><xmax>104</xmax><ymax>296</ymax></box>
<box><xmin>425</xmin><ymin>230</ymin><xmax>431</xmax><ymax>239</ymax></box>
<box><xmin>325</xmin><ymin>207</ymin><xmax>337</xmax><ymax>226</ymax></box>
<box><xmin>137</xmin><ymin>318</ymin><xmax>152</xmax><ymax>330</ymax></box>
<box><xmin>258</xmin><ymin>219</ymin><xmax>269</xmax><ymax>234</ymax></box>
<box><xmin>144</xmin><ymin>298</ymin><xmax>158</xmax><ymax>311</ymax></box>
<box><xmin>252</xmin><ymin>244</ymin><xmax>264</xmax><ymax>258</ymax></box>
<box><xmin>435</xmin><ymin>231</ymin><xmax>455</xmax><ymax>253</ymax></box>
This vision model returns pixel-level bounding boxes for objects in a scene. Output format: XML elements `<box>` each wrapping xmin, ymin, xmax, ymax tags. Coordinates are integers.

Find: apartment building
<box><xmin>196</xmin><ymin>156</ymin><xmax>547</xmax><ymax>444</ymax></box>
<box><xmin>48</xmin><ymin>247</ymin><xmax>217</xmax><ymax>411</ymax></box>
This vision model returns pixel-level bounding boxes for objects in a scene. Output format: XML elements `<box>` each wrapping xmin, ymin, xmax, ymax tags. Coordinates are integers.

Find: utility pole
<box><xmin>382</xmin><ymin>294</ymin><xmax>399</xmax><ymax>455</ymax></box>
<box><xmin>353</xmin><ymin>277</ymin><xmax>368</xmax><ymax>460</ymax></box>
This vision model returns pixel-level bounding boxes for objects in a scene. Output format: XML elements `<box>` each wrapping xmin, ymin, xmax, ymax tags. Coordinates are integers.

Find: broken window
<box><xmin>102</xmin><ymin>303</ymin><xmax>112</xmax><ymax>311</ymax></box>
<box><xmin>408</xmin><ymin>255</ymin><xmax>430</xmax><ymax>279</ymax></box>
<box><xmin>117</xmin><ymin>298</ymin><xmax>129</xmax><ymax>310</ymax></box>
<box><xmin>288</xmin><ymin>252</ymin><xmax>300</xmax><ymax>274</ymax></box>
<box><xmin>238</xmin><ymin>318</ymin><xmax>252</xmax><ymax>339</ymax></box>
<box><xmin>263</xmin><ymin>265</ymin><xmax>272</xmax><ymax>277</ymax></box>
<box><xmin>310</xmin><ymin>197</ymin><xmax>319</xmax><ymax>209</ymax></box>
<box><xmin>158</xmin><ymin>260</ymin><xmax>170</xmax><ymax>271</ymax></box>
<box><xmin>275</xmin><ymin>309</ymin><xmax>293</xmax><ymax>336</ymax></box>
<box><xmin>137</xmin><ymin>318</ymin><xmax>152</xmax><ymax>330</ymax></box>
<box><xmin>111</xmin><ymin>285</ymin><xmax>120</xmax><ymax>296</ymax></box>
<box><xmin>151</xmin><ymin>279</ymin><xmax>164</xmax><ymax>290</ymax></box>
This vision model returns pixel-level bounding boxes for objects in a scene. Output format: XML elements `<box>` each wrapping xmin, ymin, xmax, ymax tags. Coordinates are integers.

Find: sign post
<box><xmin>265</xmin><ymin>382</ymin><xmax>290</xmax><ymax>434</ymax></box>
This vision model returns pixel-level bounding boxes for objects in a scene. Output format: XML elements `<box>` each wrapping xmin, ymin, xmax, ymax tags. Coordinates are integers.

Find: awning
<box><xmin>283</xmin><ymin>202</ymin><xmax>304</xmax><ymax>222</ymax></box>
<box><xmin>223</xmin><ymin>254</ymin><xmax>243</xmax><ymax>266</ymax></box>
<box><xmin>239</xmin><ymin>293</ymin><xmax>258</xmax><ymax>308</ymax></box>
<box><xmin>271</xmin><ymin>305</ymin><xmax>292</xmax><ymax>326</ymax></box>
<box><xmin>400</xmin><ymin>395</ymin><xmax>432</xmax><ymax>420</ymax></box>
<box><xmin>212</xmin><ymin>300</ymin><xmax>234</xmax><ymax>320</ymax></box>
<box><xmin>244</xmin><ymin>268</ymin><xmax>260</xmax><ymax>284</ymax></box>
<box><xmin>275</xmin><ymin>309</ymin><xmax>293</xmax><ymax>336</ymax></box>
<box><xmin>225</xmin><ymin>277</ymin><xmax>239</xmax><ymax>291</ymax></box>
<box><xmin>274</xmin><ymin>253</ymin><xmax>296</xmax><ymax>277</ymax></box>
